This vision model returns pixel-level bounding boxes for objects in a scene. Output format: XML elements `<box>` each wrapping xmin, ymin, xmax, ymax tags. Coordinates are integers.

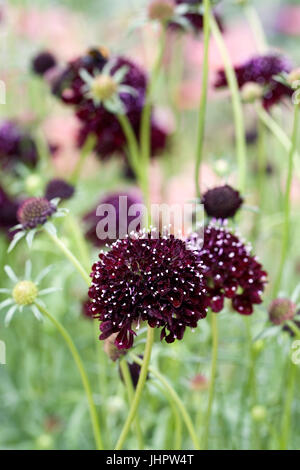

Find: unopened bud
<box><xmin>241</xmin><ymin>82</ymin><xmax>264</xmax><ymax>103</ymax></box>
<box><xmin>251</xmin><ymin>405</ymin><xmax>267</xmax><ymax>422</ymax></box>
<box><xmin>148</xmin><ymin>0</ymin><xmax>175</xmax><ymax>22</ymax></box>
<box><xmin>268</xmin><ymin>298</ymin><xmax>296</xmax><ymax>326</ymax></box>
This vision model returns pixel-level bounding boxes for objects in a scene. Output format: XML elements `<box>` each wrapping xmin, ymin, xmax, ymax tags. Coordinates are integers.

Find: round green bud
<box><xmin>35</xmin><ymin>434</ymin><xmax>54</xmax><ymax>450</ymax></box>
<box><xmin>241</xmin><ymin>82</ymin><xmax>264</xmax><ymax>103</ymax></box>
<box><xmin>25</xmin><ymin>174</ymin><xmax>43</xmax><ymax>195</ymax></box>
<box><xmin>12</xmin><ymin>281</ymin><xmax>38</xmax><ymax>306</ymax></box>
<box><xmin>251</xmin><ymin>405</ymin><xmax>267</xmax><ymax>422</ymax></box>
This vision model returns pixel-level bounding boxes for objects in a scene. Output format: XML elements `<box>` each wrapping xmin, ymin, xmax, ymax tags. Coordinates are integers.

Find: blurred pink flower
<box><xmin>275</xmin><ymin>5</ymin><xmax>300</xmax><ymax>36</ymax></box>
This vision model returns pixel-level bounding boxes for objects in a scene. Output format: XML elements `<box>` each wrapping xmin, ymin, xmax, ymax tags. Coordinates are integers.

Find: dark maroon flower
<box><xmin>119</xmin><ymin>356</ymin><xmax>145</xmax><ymax>388</ymax></box>
<box><xmin>45</xmin><ymin>179</ymin><xmax>75</xmax><ymax>201</ymax></box>
<box><xmin>268</xmin><ymin>298</ymin><xmax>296</xmax><ymax>326</ymax></box>
<box><xmin>17</xmin><ymin>197</ymin><xmax>56</xmax><ymax>230</ymax></box>
<box><xmin>202</xmin><ymin>185</ymin><xmax>243</xmax><ymax>220</ymax></box>
<box><xmin>32</xmin><ymin>51</ymin><xmax>57</xmax><ymax>76</ymax></box>
<box><xmin>51</xmin><ymin>49</ymin><xmax>169</xmax><ymax>160</ymax></box>
<box><xmin>87</xmin><ymin>232</ymin><xmax>208</xmax><ymax>349</ymax></box>
<box><xmin>215</xmin><ymin>54</ymin><xmax>293</xmax><ymax>109</ymax></box>
<box><xmin>188</xmin><ymin>225</ymin><xmax>267</xmax><ymax>314</ymax></box>
<box><xmin>170</xmin><ymin>1</ymin><xmax>223</xmax><ymax>34</ymax></box>
<box><xmin>0</xmin><ymin>186</ymin><xmax>19</xmax><ymax>234</ymax></box>
<box><xmin>0</xmin><ymin>120</ymin><xmax>39</xmax><ymax>169</ymax></box>
<box><xmin>84</xmin><ymin>190</ymin><xmax>143</xmax><ymax>247</ymax></box>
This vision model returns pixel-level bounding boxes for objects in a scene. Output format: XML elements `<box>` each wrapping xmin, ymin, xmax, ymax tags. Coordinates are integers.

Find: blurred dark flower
<box><xmin>45</xmin><ymin>178</ymin><xmax>75</xmax><ymax>201</ymax></box>
<box><xmin>215</xmin><ymin>54</ymin><xmax>293</xmax><ymax>109</ymax></box>
<box><xmin>17</xmin><ymin>197</ymin><xmax>56</xmax><ymax>230</ymax></box>
<box><xmin>0</xmin><ymin>186</ymin><xmax>19</xmax><ymax>235</ymax></box>
<box><xmin>0</xmin><ymin>120</ymin><xmax>39</xmax><ymax>169</ymax></box>
<box><xmin>32</xmin><ymin>51</ymin><xmax>57</xmax><ymax>76</ymax></box>
<box><xmin>202</xmin><ymin>184</ymin><xmax>243</xmax><ymax>220</ymax></box>
<box><xmin>169</xmin><ymin>1</ymin><xmax>223</xmax><ymax>34</ymax></box>
<box><xmin>187</xmin><ymin>225</ymin><xmax>267</xmax><ymax>314</ymax></box>
<box><xmin>83</xmin><ymin>190</ymin><xmax>143</xmax><ymax>247</ymax></box>
<box><xmin>51</xmin><ymin>49</ymin><xmax>169</xmax><ymax>160</ymax></box>
<box><xmin>268</xmin><ymin>298</ymin><xmax>296</xmax><ymax>326</ymax></box>
<box><xmin>119</xmin><ymin>356</ymin><xmax>145</xmax><ymax>388</ymax></box>
<box><xmin>87</xmin><ymin>232</ymin><xmax>208</xmax><ymax>350</ymax></box>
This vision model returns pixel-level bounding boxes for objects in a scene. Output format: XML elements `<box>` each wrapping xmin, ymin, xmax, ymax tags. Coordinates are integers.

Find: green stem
<box><xmin>117</xmin><ymin>113</ymin><xmax>143</xmax><ymax>182</ymax></box>
<box><xmin>119</xmin><ymin>359</ymin><xmax>144</xmax><ymax>449</ymax></box>
<box><xmin>273</xmin><ymin>105</ymin><xmax>299</xmax><ymax>297</ymax></box>
<box><xmin>34</xmin><ymin>301</ymin><xmax>103</xmax><ymax>450</ymax></box>
<box><xmin>69</xmin><ymin>133</ymin><xmax>96</xmax><ymax>185</ymax></box>
<box><xmin>43</xmin><ymin>226</ymin><xmax>91</xmax><ymax>286</ymax></box>
<box><xmin>115</xmin><ymin>326</ymin><xmax>155</xmax><ymax>450</ymax></box>
<box><xmin>130</xmin><ymin>352</ymin><xmax>200</xmax><ymax>450</ymax></box>
<box><xmin>66</xmin><ymin>213</ymin><xmax>91</xmax><ymax>272</ymax></box>
<box><xmin>210</xmin><ymin>14</ymin><xmax>247</xmax><ymax>193</ymax></box>
<box><xmin>243</xmin><ymin>4</ymin><xmax>268</xmax><ymax>54</ymax></box>
<box><xmin>195</xmin><ymin>0</ymin><xmax>211</xmax><ymax>199</ymax></box>
<box><xmin>203</xmin><ymin>313</ymin><xmax>218</xmax><ymax>449</ymax></box>
<box><xmin>140</xmin><ymin>25</ymin><xmax>167</xmax><ymax>216</ymax></box>
<box><xmin>280</xmin><ymin>360</ymin><xmax>297</xmax><ymax>450</ymax></box>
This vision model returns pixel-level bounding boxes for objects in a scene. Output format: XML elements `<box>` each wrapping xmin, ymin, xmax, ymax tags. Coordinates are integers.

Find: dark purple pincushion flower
<box><xmin>202</xmin><ymin>185</ymin><xmax>243</xmax><ymax>220</ymax></box>
<box><xmin>32</xmin><ymin>51</ymin><xmax>57</xmax><ymax>76</ymax></box>
<box><xmin>215</xmin><ymin>54</ymin><xmax>293</xmax><ymax>109</ymax></box>
<box><xmin>51</xmin><ymin>49</ymin><xmax>169</xmax><ymax>160</ymax></box>
<box><xmin>17</xmin><ymin>197</ymin><xmax>56</xmax><ymax>230</ymax></box>
<box><xmin>187</xmin><ymin>225</ymin><xmax>267</xmax><ymax>314</ymax></box>
<box><xmin>45</xmin><ymin>179</ymin><xmax>75</xmax><ymax>201</ymax></box>
<box><xmin>87</xmin><ymin>232</ymin><xmax>208</xmax><ymax>350</ymax></box>
<box><xmin>0</xmin><ymin>187</ymin><xmax>19</xmax><ymax>234</ymax></box>
<box><xmin>84</xmin><ymin>190</ymin><xmax>143</xmax><ymax>247</ymax></box>
<box><xmin>0</xmin><ymin>120</ymin><xmax>39</xmax><ymax>169</ymax></box>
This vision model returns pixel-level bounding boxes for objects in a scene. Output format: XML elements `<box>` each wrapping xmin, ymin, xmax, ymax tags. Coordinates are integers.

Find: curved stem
<box><xmin>243</xmin><ymin>4</ymin><xmax>268</xmax><ymax>54</ymax></box>
<box><xmin>119</xmin><ymin>359</ymin><xmax>144</xmax><ymax>449</ymax></box>
<box><xmin>66</xmin><ymin>213</ymin><xmax>91</xmax><ymax>272</ymax></box>
<box><xmin>34</xmin><ymin>301</ymin><xmax>103</xmax><ymax>450</ymax></box>
<box><xmin>195</xmin><ymin>0</ymin><xmax>211</xmax><ymax>199</ymax></box>
<box><xmin>202</xmin><ymin>313</ymin><xmax>218</xmax><ymax>449</ymax></box>
<box><xmin>273</xmin><ymin>105</ymin><xmax>299</xmax><ymax>297</ymax></box>
<box><xmin>117</xmin><ymin>113</ymin><xmax>143</xmax><ymax>182</ymax></box>
<box><xmin>69</xmin><ymin>133</ymin><xmax>96</xmax><ymax>185</ymax></box>
<box><xmin>115</xmin><ymin>326</ymin><xmax>155</xmax><ymax>450</ymax></box>
<box><xmin>210</xmin><ymin>14</ymin><xmax>247</xmax><ymax>193</ymax></box>
<box><xmin>130</xmin><ymin>353</ymin><xmax>200</xmax><ymax>450</ymax></box>
<box><xmin>43</xmin><ymin>226</ymin><xmax>90</xmax><ymax>286</ymax></box>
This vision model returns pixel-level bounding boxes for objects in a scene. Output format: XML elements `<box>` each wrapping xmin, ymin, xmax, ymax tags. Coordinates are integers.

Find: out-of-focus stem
<box><xmin>210</xmin><ymin>14</ymin><xmax>247</xmax><ymax>193</ymax></box>
<box><xmin>195</xmin><ymin>0</ymin><xmax>211</xmax><ymax>199</ymax></box>
<box><xmin>70</xmin><ymin>133</ymin><xmax>96</xmax><ymax>185</ymax></box>
<box><xmin>243</xmin><ymin>4</ymin><xmax>268</xmax><ymax>54</ymax></box>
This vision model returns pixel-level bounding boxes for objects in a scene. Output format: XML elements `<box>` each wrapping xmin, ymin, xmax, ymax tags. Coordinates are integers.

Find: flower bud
<box><xmin>148</xmin><ymin>0</ymin><xmax>175</xmax><ymax>22</ymax></box>
<box><xmin>13</xmin><ymin>280</ymin><xmax>38</xmax><ymax>306</ymax></box>
<box><xmin>202</xmin><ymin>184</ymin><xmax>243</xmax><ymax>219</ymax></box>
<box><xmin>189</xmin><ymin>374</ymin><xmax>209</xmax><ymax>391</ymax></box>
<box><xmin>241</xmin><ymin>82</ymin><xmax>264</xmax><ymax>103</ymax></box>
<box><xmin>251</xmin><ymin>405</ymin><xmax>267</xmax><ymax>422</ymax></box>
<box><xmin>268</xmin><ymin>298</ymin><xmax>296</xmax><ymax>326</ymax></box>
<box><xmin>25</xmin><ymin>174</ymin><xmax>43</xmax><ymax>195</ymax></box>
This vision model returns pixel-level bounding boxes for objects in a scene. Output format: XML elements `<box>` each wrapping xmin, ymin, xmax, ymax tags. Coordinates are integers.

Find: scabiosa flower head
<box><xmin>84</xmin><ymin>190</ymin><xmax>143</xmax><ymax>247</ymax></box>
<box><xmin>0</xmin><ymin>186</ymin><xmax>18</xmax><ymax>234</ymax></box>
<box><xmin>87</xmin><ymin>231</ymin><xmax>208</xmax><ymax>350</ymax></box>
<box><xmin>202</xmin><ymin>185</ymin><xmax>243</xmax><ymax>220</ymax></box>
<box><xmin>45</xmin><ymin>179</ymin><xmax>75</xmax><ymax>201</ymax></box>
<box><xmin>32</xmin><ymin>51</ymin><xmax>57</xmax><ymax>76</ymax></box>
<box><xmin>51</xmin><ymin>49</ymin><xmax>169</xmax><ymax>160</ymax></box>
<box><xmin>215</xmin><ymin>54</ymin><xmax>293</xmax><ymax>109</ymax></box>
<box><xmin>188</xmin><ymin>225</ymin><xmax>267</xmax><ymax>314</ymax></box>
<box><xmin>17</xmin><ymin>197</ymin><xmax>56</xmax><ymax>230</ymax></box>
<box><xmin>268</xmin><ymin>298</ymin><xmax>296</xmax><ymax>326</ymax></box>
<box><xmin>0</xmin><ymin>120</ymin><xmax>39</xmax><ymax>169</ymax></box>
<box><xmin>148</xmin><ymin>0</ymin><xmax>176</xmax><ymax>21</ymax></box>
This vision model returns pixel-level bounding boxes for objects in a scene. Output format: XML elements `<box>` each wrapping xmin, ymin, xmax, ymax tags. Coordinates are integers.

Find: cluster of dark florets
<box><xmin>0</xmin><ymin>120</ymin><xmax>39</xmax><ymax>169</ymax></box>
<box><xmin>202</xmin><ymin>184</ymin><xmax>243</xmax><ymax>220</ymax></box>
<box><xmin>51</xmin><ymin>48</ymin><xmax>168</xmax><ymax>160</ymax></box>
<box><xmin>45</xmin><ymin>179</ymin><xmax>75</xmax><ymax>201</ymax></box>
<box><xmin>87</xmin><ymin>232</ymin><xmax>209</xmax><ymax>349</ymax></box>
<box><xmin>215</xmin><ymin>54</ymin><xmax>293</xmax><ymax>109</ymax></box>
<box><xmin>17</xmin><ymin>197</ymin><xmax>56</xmax><ymax>230</ymax></box>
<box><xmin>83</xmin><ymin>190</ymin><xmax>143</xmax><ymax>247</ymax></box>
<box><xmin>187</xmin><ymin>225</ymin><xmax>267</xmax><ymax>314</ymax></box>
